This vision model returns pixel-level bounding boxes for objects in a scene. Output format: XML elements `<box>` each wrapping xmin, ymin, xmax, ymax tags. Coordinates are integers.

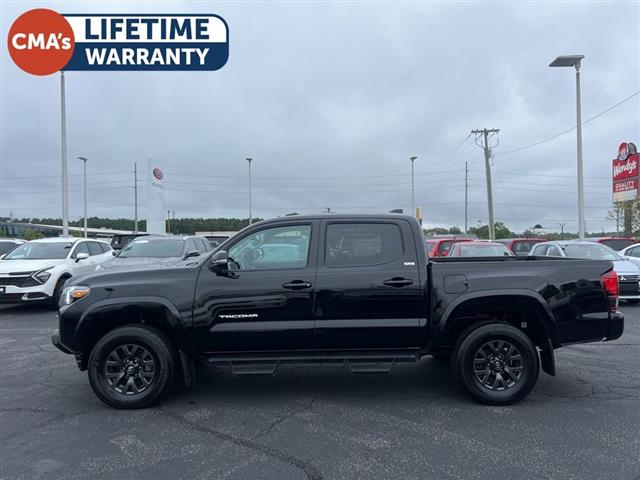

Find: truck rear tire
<box><xmin>452</xmin><ymin>323</ymin><xmax>539</xmax><ymax>405</ymax></box>
<box><xmin>88</xmin><ymin>325</ymin><xmax>175</xmax><ymax>409</ymax></box>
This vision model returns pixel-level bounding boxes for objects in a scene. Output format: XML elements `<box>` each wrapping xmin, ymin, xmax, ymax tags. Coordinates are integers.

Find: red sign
<box><xmin>614</xmin><ymin>177</ymin><xmax>638</xmax><ymax>193</ymax></box>
<box><xmin>612</xmin><ymin>153</ymin><xmax>639</xmax><ymax>181</ymax></box>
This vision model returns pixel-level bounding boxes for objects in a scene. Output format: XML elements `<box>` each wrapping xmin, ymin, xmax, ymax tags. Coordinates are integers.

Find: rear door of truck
<box><xmin>313</xmin><ymin>218</ymin><xmax>427</xmax><ymax>349</ymax></box>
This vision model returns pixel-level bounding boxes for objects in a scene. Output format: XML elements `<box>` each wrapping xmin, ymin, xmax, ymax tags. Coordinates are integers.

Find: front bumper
<box><xmin>0</xmin><ymin>291</ymin><xmax>51</xmax><ymax>303</ymax></box>
<box><xmin>51</xmin><ymin>329</ymin><xmax>74</xmax><ymax>354</ymax></box>
<box><xmin>0</xmin><ymin>281</ymin><xmax>55</xmax><ymax>303</ymax></box>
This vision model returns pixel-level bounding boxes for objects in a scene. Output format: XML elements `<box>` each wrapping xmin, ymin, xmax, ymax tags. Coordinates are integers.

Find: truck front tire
<box><xmin>88</xmin><ymin>325</ymin><xmax>175</xmax><ymax>409</ymax></box>
<box><xmin>452</xmin><ymin>323</ymin><xmax>540</xmax><ymax>405</ymax></box>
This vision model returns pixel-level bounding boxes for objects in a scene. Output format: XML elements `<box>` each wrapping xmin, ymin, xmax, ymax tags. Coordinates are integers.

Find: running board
<box><xmin>204</xmin><ymin>351</ymin><xmax>421</xmax><ymax>376</ymax></box>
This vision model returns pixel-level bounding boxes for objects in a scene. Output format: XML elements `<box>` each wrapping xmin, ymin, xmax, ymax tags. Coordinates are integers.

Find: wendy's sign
<box><xmin>613</xmin><ymin>142</ymin><xmax>639</xmax><ymax>203</ymax></box>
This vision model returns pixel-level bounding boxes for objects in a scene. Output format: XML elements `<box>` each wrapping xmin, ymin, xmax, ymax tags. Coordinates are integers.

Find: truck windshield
<box><xmin>118</xmin><ymin>239</ymin><xmax>184</xmax><ymax>258</ymax></box>
<box><xmin>564</xmin><ymin>244</ymin><xmax>620</xmax><ymax>261</ymax></box>
<box><xmin>4</xmin><ymin>242</ymin><xmax>72</xmax><ymax>260</ymax></box>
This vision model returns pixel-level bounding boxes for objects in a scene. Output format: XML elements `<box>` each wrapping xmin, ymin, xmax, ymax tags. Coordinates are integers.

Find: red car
<box><xmin>448</xmin><ymin>241</ymin><xmax>514</xmax><ymax>257</ymax></box>
<box><xmin>496</xmin><ymin>238</ymin><xmax>546</xmax><ymax>256</ymax></box>
<box><xmin>426</xmin><ymin>237</ymin><xmax>473</xmax><ymax>257</ymax></box>
<box><xmin>584</xmin><ymin>237</ymin><xmax>637</xmax><ymax>252</ymax></box>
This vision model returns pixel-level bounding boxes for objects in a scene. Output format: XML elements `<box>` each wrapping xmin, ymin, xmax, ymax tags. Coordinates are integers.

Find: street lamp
<box><xmin>77</xmin><ymin>156</ymin><xmax>88</xmax><ymax>238</ymax></box>
<box><xmin>246</xmin><ymin>158</ymin><xmax>253</xmax><ymax>224</ymax></box>
<box><xmin>61</xmin><ymin>72</ymin><xmax>69</xmax><ymax>236</ymax></box>
<box><xmin>558</xmin><ymin>222</ymin><xmax>567</xmax><ymax>240</ymax></box>
<box><xmin>410</xmin><ymin>156</ymin><xmax>418</xmax><ymax>217</ymax></box>
<box><xmin>549</xmin><ymin>54</ymin><xmax>585</xmax><ymax>240</ymax></box>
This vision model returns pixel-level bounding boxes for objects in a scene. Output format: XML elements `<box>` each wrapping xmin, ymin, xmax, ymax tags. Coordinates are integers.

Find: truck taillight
<box><xmin>601</xmin><ymin>270</ymin><xmax>619</xmax><ymax>312</ymax></box>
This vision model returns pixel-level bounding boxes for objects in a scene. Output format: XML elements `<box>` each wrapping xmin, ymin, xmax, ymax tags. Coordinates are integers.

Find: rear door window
<box><xmin>438</xmin><ymin>241</ymin><xmax>454</xmax><ymax>256</ymax></box>
<box><xmin>546</xmin><ymin>245</ymin><xmax>562</xmax><ymax>256</ymax></box>
<box><xmin>532</xmin><ymin>244</ymin><xmax>548</xmax><ymax>256</ymax></box>
<box><xmin>87</xmin><ymin>242</ymin><xmax>103</xmax><ymax>256</ymax></box>
<box><xmin>73</xmin><ymin>242</ymin><xmax>89</xmax><ymax>257</ymax></box>
<box><xmin>326</xmin><ymin>223</ymin><xmax>404</xmax><ymax>268</ymax></box>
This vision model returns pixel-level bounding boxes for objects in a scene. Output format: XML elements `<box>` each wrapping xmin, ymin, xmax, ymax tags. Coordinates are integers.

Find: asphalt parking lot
<box><xmin>1</xmin><ymin>304</ymin><xmax>639</xmax><ymax>480</ymax></box>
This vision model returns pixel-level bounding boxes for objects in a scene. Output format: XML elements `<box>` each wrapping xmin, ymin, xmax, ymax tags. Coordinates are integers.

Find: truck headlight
<box><xmin>33</xmin><ymin>268</ymin><xmax>53</xmax><ymax>284</ymax></box>
<box><xmin>61</xmin><ymin>286</ymin><xmax>90</xmax><ymax>305</ymax></box>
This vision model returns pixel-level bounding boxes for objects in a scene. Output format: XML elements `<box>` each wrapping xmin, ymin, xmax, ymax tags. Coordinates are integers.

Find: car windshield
<box><xmin>0</xmin><ymin>241</ymin><xmax>20</xmax><ymax>256</ymax></box>
<box><xmin>4</xmin><ymin>242</ymin><xmax>72</xmax><ymax>260</ymax></box>
<box><xmin>564</xmin><ymin>244</ymin><xmax>621</xmax><ymax>260</ymax></box>
<box><xmin>111</xmin><ymin>235</ymin><xmax>140</xmax><ymax>247</ymax></box>
<box><xmin>457</xmin><ymin>244</ymin><xmax>513</xmax><ymax>256</ymax></box>
<box><xmin>512</xmin><ymin>241</ymin><xmax>539</xmax><ymax>254</ymax></box>
<box><xmin>117</xmin><ymin>239</ymin><xmax>185</xmax><ymax>258</ymax></box>
<box><xmin>599</xmin><ymin>239</ymin><xmax>635</xmax><ymax>251</ymax></box>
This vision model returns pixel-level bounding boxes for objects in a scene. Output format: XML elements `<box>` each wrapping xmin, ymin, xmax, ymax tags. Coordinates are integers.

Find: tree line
<box><xmin>0</xmin><ymin>217</ymin><xmax>260</xmax><ymax>235</ymax></box>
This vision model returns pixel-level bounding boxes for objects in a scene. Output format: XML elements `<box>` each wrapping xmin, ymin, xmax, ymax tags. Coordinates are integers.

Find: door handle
<box><xmin>282</xmin><ymin>280</ymin><xmax>313</xmax><ymax>290</ymax></box>
<box><xmin>383</xmin><ymin>278</ymin><xmax>413</xmax><ymax>287</ymax></box>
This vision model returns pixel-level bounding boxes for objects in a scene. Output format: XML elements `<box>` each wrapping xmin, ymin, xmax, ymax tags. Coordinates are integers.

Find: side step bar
<box><xmin>204</xmin><ymin>351</ymin><xmax>422</xmax><ymax>376</ymax></box>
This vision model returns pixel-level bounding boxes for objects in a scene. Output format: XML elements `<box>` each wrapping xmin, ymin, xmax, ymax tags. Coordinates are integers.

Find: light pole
<box><xmin>61</xmin><ymin>71</ymin><xmax>69</xmax><ymax>236</ymax></box>
<box><xmin>550</xmin><ymin>54</ymin><xmax>585</xmax><ymax>240</ymax></box>
<box><xmin>77</xmin><ymin>157</ymin><xmax>88</xmax><ymax>237</ymax></box>
<box><xmin>410</xmin><ymin>156</ymin><xmax>417</xmax><ymax>217</ymax></box>
<box><xmin>246</xmin><ymin>158</ymin><xmax>253</xmax><ymax>224</ymax></box>
<box><xmin>558</xmin><ymin>222</ymin><xmax>567</xmax><ymax>240</ymax></box>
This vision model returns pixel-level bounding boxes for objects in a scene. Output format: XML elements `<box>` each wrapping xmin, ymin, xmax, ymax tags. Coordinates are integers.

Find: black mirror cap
<box><xmin>185</xmin><ymin>250</ymin><xmax>201</xmax><ymax>259</ymax></box>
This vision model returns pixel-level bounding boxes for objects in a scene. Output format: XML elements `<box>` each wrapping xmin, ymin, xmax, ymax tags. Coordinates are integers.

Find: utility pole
<box><xmin>60</xmin><ymin>71</ymin><xmax>69</xmax><ymax>236</ymax></box>
<box><xmin>471</xmin><ymin>128</ymin><xmax>500</xmax><ymax>240</ymax></box>
<box><xmin>246</xmin><ymin>158</ymin><xmax>253</xmax><ymax>224</ymax></box>
<box><xmin>167</xmin><ymin>210</ymin><xmax>171</xmax><ymax>234</ymax></box>
<box><xmin>133</xmin><ymin>162</ymin><xmax>139</xmax><ymax>233</ymax></box>
<box><xmin>558</xmin><ymin>222</ymin><xmax>567</xmax><ymax>240</ymax></box>
<box><xmin>410</xmin><ymin>156</ymin><xmax>417</xmax><ymax>217</ymax></box>
<box><xmin>464</xmin><ymin>160</ymin><xmax>469</xmax><ymax>235</ymax></box>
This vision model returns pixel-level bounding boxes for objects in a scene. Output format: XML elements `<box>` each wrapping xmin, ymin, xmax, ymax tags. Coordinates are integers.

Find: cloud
<box><xmin>1</xmin><ymin>1</ymin><xmax>638</xmax><ymax>233</ymax></box>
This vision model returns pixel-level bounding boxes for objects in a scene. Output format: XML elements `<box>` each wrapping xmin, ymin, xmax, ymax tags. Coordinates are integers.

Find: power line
<box><xmin>496</xmin><ymin>90</ymin><xmax>640</xmax><ymax>156</ymax></box>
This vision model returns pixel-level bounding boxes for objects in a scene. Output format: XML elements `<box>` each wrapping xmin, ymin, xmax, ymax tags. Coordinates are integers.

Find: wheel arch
<box><xmin>74</xmin><ymin>297</ymin><xmax>192</xmax><ymax>371</ymax></box>
<box><xmin>435</xmin><ymin>290</ymin><xmax>557</xmax><ymax>375</ymax></box>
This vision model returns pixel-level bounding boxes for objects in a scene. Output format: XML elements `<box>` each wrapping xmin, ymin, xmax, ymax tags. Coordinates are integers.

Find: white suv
<box><xmin>0</xmin><ymin>237</ymin><xmax>112</xmax><ymax>305</ymax></box>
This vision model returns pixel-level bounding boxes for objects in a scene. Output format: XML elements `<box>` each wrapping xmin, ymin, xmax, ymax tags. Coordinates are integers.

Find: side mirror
<box><xmin>76</xmin><ymin>252</ymin><xmax>89</xmax><ymax>262</ymax></box>
<box><xmin>211</xmin><ymin>250</ymin><xmax>229</xmax><ymax>274</ymax></box>
<box><xmin>112</xmin><ymin>250</ymin><xmax>118</xmax><ymax>256</ymax></box>
<box><xmin>185</xmin><ymin>250</ymin><xmax>201</xmax><ymax>259</ymax></box>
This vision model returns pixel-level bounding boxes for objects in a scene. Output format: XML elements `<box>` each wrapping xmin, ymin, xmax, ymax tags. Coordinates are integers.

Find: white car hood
<box><xmin>0</xmin><ymin>258</ymin><xmax>66</xmax><ymax>274</ymax></box>
<box><xmin>613</xmin><ymin>260</ymin><xmax>640</xmax><ymax>276</ymax></box>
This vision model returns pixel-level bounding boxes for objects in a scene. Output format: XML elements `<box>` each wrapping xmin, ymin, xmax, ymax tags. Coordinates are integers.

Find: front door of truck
<box><xmin>192</xmin><ymin>221</ymin><xmax>318</xmax><ymax>352</ymax></box>
<box><xmin>314</xmin><ymin>219</ymin><xmax>426</xmax><ymax>349</ymax></box>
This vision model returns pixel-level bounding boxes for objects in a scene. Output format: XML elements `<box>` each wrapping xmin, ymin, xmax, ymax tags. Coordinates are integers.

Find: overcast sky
<box><xmin>1</xmin><ymin>1</ymin><xmax>639</xmax><ymax>233</ymax></box>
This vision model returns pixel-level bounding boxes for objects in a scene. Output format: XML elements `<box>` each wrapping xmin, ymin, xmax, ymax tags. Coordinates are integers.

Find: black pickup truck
<box><xmin>52</xmin><ymin>214</ymin><xmax>624</xmax><ymax>409</ymax></box>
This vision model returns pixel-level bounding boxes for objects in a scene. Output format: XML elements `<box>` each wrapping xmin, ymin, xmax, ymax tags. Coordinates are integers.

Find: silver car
<box><xmin>530</xmin><ymin>240</ymin><xmax>640</xmax><ymax>304</ymax></box>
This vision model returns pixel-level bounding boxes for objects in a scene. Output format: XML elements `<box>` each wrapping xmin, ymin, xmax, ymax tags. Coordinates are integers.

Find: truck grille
<box><xmin>0</xmin><ymin>276</ymin><xmax>40</xmax><ymax>288</ymax></box>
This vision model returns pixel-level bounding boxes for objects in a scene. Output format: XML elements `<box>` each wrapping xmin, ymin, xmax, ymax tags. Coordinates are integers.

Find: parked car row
<box><xmin>0</xmin><ymin>234</ymin><xmax>214</xmax><ymax>305</ymax></box>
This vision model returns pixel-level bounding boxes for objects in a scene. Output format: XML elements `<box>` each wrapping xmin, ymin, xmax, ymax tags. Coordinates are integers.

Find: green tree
<box><xmin>23</xmin><ymin>230</ymin><xmax>44</xmax><ymax>240</ymax></box>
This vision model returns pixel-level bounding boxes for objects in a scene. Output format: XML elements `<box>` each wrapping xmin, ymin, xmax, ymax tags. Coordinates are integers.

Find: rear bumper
<box><xmin>605</xmin><ymin>311</ymin><xmax>624</xmax><ymax>341</ymax></box>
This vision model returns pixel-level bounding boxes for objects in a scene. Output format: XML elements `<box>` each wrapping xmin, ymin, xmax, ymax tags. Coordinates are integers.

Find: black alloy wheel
<box><xmin>452</xmin><ymin>323</ymin><xmax>540</xmax><ymax>405</ymax></box>
<box><xmin>88</xmin><ymin>325</ymin><xmax>175</xmax><ymax>409</ymax></box>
